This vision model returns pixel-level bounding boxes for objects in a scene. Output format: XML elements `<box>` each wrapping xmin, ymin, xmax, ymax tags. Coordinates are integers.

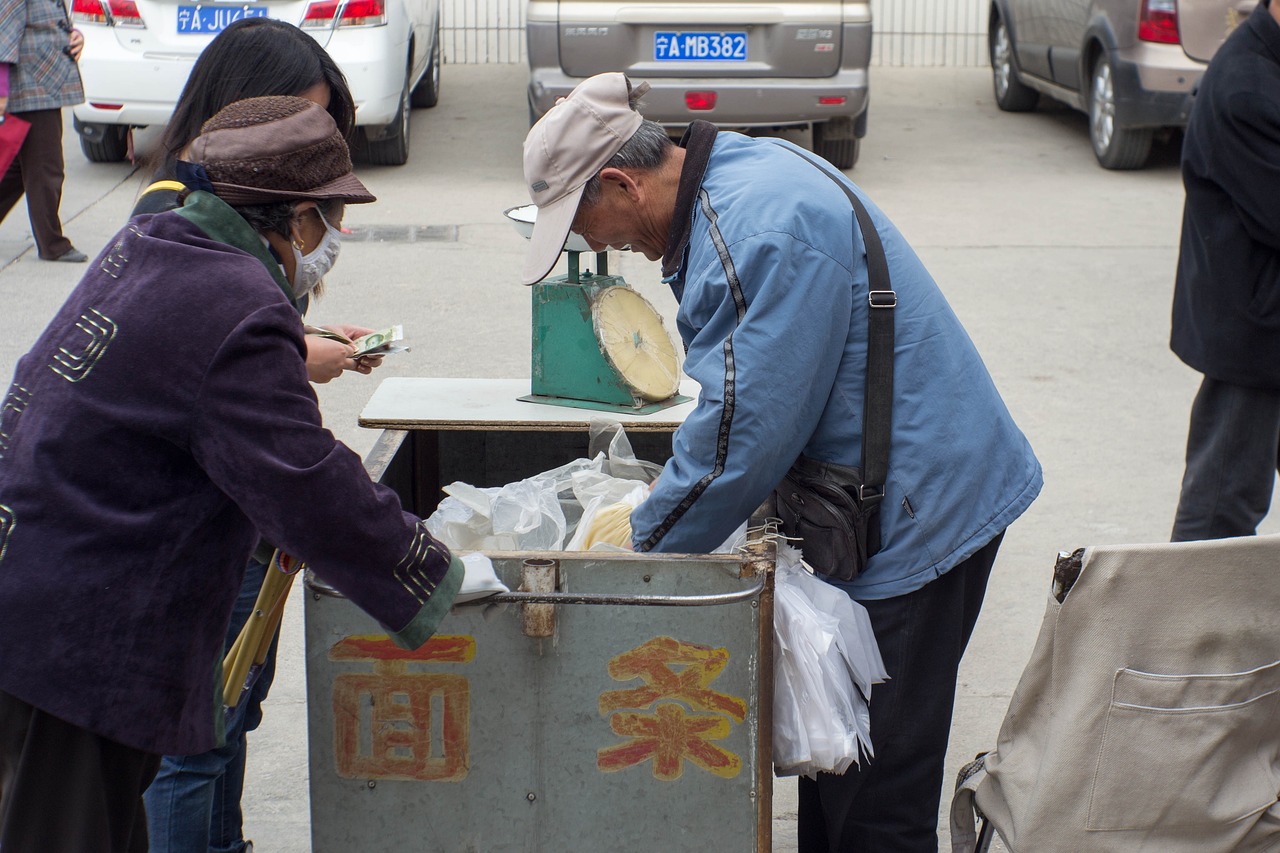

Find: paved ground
<box><xmin>4</xmin><ymin>62</ymin><xmax>1270</xmax><ymax>851</ymax></box>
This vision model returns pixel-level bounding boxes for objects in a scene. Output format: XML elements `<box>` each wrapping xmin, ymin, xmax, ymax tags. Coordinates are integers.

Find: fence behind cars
<box><xmin>440</xmin><ymin>0</ymin><xmax>989</xmax><ymax>67</ymax></box>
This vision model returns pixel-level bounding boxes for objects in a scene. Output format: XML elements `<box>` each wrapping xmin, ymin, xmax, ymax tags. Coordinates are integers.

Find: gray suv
<box><xmin>526</xmin><ymin>0</ymin><xmax>871</xmax><ymax>169</ymax></box>
<box><xmin>990</xmin><ymin>0</ymin><xmax>1256</xmax><ymax>169</ymax></box>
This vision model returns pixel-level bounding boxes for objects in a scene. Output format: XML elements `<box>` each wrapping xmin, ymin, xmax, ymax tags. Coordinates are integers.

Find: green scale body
<box><xmin>522</xmin><ymin>252</ymin><xmax>690</xmax><ymax>414</ymax></box>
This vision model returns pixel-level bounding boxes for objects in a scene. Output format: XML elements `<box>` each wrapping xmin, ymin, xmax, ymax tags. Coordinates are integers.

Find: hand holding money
<box><xmin>349</xmin><ymin>325</ymin><xmax>410</xmax><ymax>358</ymax></box>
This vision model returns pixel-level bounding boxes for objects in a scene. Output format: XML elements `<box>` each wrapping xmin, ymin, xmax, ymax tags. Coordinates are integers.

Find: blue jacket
<box><xmin>631</xmin><ymin>125</ymin><xmax>1042</xmax><ymax>600</ymax></box>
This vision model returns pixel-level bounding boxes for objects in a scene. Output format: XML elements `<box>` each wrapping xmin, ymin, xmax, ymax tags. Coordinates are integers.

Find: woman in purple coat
<box><xmin>0</xmin><ymin>95</ymin><xmax>462</xmax><ymax>853</ymax></box>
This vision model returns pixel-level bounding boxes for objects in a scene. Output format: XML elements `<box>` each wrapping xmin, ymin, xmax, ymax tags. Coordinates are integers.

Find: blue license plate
<box><xmin>654</xmin><ymin>31</ymin><xmax>747</xmax><ymax>61</ymax></box>
<box><xmin>176</xmin><ymin>5</ymin><xmax>268</xmax><ymax>34</ymax></box>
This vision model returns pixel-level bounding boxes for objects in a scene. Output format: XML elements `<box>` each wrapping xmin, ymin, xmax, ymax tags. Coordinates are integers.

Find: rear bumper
<box><xmin>528</xmin><ymin>18</ymin><xmax>871</xmax><ymax>128</ymax></box>
<box><xmin>1110</xmin><ymin>42</ymin><xmax>1203</xmax><ymax>129</ymax></box>
<box><xmin>71</xmin><ymin>27</ymin><xmax>407</xmax><ymax>131</ymax></box>
<box><xmin>529</xmin><ymin>69</ymin><xmax>869</xmax><ymax>128</ymax></box>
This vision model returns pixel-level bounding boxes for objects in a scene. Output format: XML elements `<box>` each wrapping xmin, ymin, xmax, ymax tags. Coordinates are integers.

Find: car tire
<box><xmin>360</xmin><ymin>69</ymin><xmax>412</xmax><ymax>167</ymax></box>
<box><xmin>1088</xmin><ymin>52</ymin><xmax>1153</xmax><ymax>170</ymax></box>
<box><xmin>79</xmin><ymin>124</ymin><xmax>130</xmax><ymax>163</ymax></box>
<box><xmin>410</xmin><ymin>23</ymin><xmax>441</xmax><ymax>109</ymax></box>
<box><xmin>990</xmin><ymin>15</ymin><xmax>1038</xmax><ymax>112</ymax></box>
<box><xmin>813</xmin><ymin>118</ymin><xmax>860</xmax><ymax>170</ymax></box>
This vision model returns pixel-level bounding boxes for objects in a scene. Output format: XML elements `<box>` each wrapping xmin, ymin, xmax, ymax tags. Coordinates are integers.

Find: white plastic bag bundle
<box><xmin>773</xmin><ymin>541</ymin><xmax>888</xmax><ymax>779</ymax></box>
<box><xmin>425</xmin><ymin>421</ymin><xmax>660</xmax><ymax>552</ymax></box>
<box><xmin>565</xmin><ymin>478</ymin><xmax>649</xmax><ymax>551</ymax></box>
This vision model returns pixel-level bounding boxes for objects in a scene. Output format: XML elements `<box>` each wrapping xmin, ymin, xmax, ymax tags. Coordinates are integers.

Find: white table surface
<box><xmin>359</xmin><ymin>377</ymin><xmax>701</xmax><ymax>431</ymax></box>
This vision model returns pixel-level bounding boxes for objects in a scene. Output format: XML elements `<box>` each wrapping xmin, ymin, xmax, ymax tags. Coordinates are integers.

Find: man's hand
<box><xmin>68</xmin><ymin>29</ymin><xmax>84</xmax><ymax>61</ymax></box>
<box><xmin>304</xmin><ymin>334</ymin><xmax>356</xmax><ymax>383</ymax></box>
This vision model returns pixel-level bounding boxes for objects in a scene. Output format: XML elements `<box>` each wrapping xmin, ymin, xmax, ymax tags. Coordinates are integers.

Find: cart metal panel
<box><xmin>305</xmin><ymin>379</ymin><xmax>773</xmax><ymax>852</ymax></box>
<box><xmin>307</xmin><ymin>550</ymin><xmax>772</xmax><ymax>852</ymax></box>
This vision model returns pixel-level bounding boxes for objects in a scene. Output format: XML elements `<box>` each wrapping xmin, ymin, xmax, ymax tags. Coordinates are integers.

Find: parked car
<box><xmin>69</xmin><ymin>0</ymin><xmax>442</xmax><ymax>165</ymax></box>
<box><xmin>526</xmin><ymin>0</ymin><xmax>871</xmax><ymax>169</ymax></box>
<box><xmin>989</xmin><ymin>0</ymin><xmax>1256</xmax><ymax>169</ymax></box>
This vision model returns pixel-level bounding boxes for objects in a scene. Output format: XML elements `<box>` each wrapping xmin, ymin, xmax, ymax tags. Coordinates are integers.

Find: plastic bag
<box><xmin>425</xmin><ymin>422</ymin><xmax>660</xmax><ymax>552</ymax></box>
<box><xmin>566</xmin><ymin>479</ymin><xmax>649</xmax><ymax>550</ymax></box>
<box><xmin>772</xmin><ymin>541</ymin><xmax>887</xmax><ymax>779</ymax></box>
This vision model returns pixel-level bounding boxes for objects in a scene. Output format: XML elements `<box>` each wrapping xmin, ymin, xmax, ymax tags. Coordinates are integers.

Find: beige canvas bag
<box><xmin>951</xmin><ymin>535</ymin><xmax>1280</xmax><ymax>853</ymax></box>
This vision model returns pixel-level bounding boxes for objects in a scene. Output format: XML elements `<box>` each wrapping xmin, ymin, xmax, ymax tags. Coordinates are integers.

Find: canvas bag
<box><xmin>950</xmin><ymin>534</ymin><xmax>1280</xmax><ymax>853</ymax></box>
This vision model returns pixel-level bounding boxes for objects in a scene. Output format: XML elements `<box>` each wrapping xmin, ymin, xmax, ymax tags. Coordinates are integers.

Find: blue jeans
<box><xmin>144</xmin><ymin>558</ymin><xmax>279</xmax><ymax>853</ymax></box>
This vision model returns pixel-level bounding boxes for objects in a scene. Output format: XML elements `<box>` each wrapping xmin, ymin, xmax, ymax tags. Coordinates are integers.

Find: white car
<box><xmin>69</xmin><ymin>0</ymin><xmax>441</xmax><ymax>165</ymax></box>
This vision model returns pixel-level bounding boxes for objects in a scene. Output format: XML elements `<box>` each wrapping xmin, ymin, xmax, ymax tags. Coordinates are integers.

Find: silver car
<box><xmin>526</xmin><ymin>0</ymin><xmax>871</xmax><ymax>169</ymax></box>
<box><xmin>989</xmin><ymin>0</ymin><xmax>1256</xmax><ymax>169</ymax></box>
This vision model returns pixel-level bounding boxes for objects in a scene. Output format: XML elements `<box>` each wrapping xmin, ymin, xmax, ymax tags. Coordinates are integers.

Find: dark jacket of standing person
<box><xmin>1171</xmin><ymin>0</ymin><xmax>1280</xmax><ymax>389</ymax></box>
<box><xmin>0</xmin><ymin>98</ymin><xmax>461</xmax><ymax>759</ymax></box>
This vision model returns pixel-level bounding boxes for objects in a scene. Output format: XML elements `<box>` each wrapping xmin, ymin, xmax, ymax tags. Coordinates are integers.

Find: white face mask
<box><xmin>290</xmin><ymin>207</ymin><xmax>342</xmax><ymax>297</ymax></box>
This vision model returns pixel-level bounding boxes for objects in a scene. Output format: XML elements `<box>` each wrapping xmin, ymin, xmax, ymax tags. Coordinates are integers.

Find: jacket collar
<box><xmin>173</xmin><ymin>190</ymin><xmax>298</xmax><ymax>308</ymax></box>
<box><xmin>1250</xmin><ymin>0</ymin><xmax>1280</xmax><ymax>62</ymax></box>
<box><xmin>661</xmin><ymin>120</ymin><xmax>719</xmax><ymax>279</ymax></box>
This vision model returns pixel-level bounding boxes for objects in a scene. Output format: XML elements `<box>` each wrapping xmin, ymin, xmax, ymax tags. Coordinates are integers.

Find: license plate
<box><xmin>176</xmin><ymin>5</ymin><xmax>268</xmax><ymax>34</ymax></box>
<box><xmin>654</xmin><ymin>31</ymin><xmax>747</xmax><ymax>61</ymax></box>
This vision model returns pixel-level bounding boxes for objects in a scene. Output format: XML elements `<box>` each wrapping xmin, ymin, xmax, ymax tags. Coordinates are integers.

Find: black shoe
<box><xmin>48</xmin><ymin>248</ymin><xmax>88</xmax><ymax>263</ymax></box>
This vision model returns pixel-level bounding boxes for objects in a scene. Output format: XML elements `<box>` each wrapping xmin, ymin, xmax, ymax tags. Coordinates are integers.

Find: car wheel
<box><xmin>79</xmin><ymin>124</ymin><xmax>130</xmax><ymax>163</ymax></box>
<box><xmin>813</xmin><ymin>118</ymin><xmax>860</xmax><ymax>170</ymax></box>
<box><xmin>360</xmin><ymin>69</ymin><xmax>412</xmax><ymax>167</ymax></box>
<box><xmin>1088</xmin><ymin>52</ymin><xmax>1153</xmax><ymax>170</ymax></box>
<box><xmin>990</xmin><ymin>16</ymin><xmax>1038</xmax><ymax>112</ymax></box>
<box><xmin>410</xmin><ymin>23</ymin><xmax>441</xmax><ymax>109</ymax></box>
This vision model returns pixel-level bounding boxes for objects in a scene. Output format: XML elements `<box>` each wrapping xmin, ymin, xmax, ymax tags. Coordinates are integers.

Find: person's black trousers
<box><xmin>0</xmin><ymin>689</ymin><xmax>159</xmax><ymax>852</ymax></box>
<box><xmin>0</xmin><ymin>108</ymin><xmax>75</xmax><ymax>260</ymax></box>
<box><xmin>1172</xmin><ymin>375</ymin><xmax>1280</xmax><ymax>542</ymax></box>
<box><xmin>798</xmin><ymin>532</ymin><xmax>1003</xmax><ymax>853</ymax></box>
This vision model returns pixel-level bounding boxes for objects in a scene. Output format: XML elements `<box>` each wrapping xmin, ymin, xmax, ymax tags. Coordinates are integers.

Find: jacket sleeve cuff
<box><xmin>388</xmin><ymin>553</ymin><xmax>464</xmax><ymax>649</ymax></box>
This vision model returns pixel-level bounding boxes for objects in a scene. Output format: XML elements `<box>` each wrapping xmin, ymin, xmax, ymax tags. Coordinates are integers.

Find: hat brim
<box><xmin>211</xmin><ymin>171</ymin><xmax>377</xmax><ymax>206</ymax></box>
<box><xmin>520</xmin><ymin>183</ymin><xmax>586</xmax><ymax>286</ymax></box>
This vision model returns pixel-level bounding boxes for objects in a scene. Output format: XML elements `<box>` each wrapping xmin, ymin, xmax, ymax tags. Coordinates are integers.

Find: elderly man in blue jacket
<box><xmin>521</xmin><ymin>73</ymin><xmax>1042</xmax><ymax>852</ymax></box>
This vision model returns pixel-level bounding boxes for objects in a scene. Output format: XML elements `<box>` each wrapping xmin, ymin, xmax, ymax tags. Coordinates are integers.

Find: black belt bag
<box><xmin>775</xmin><ymin>455</ymin><xmax>882</xmax><ymax>582</ymax></box>
<box><xmin>772</xmin><ymin>146</ymin><xmax>895</xmax><ymax>583</ymax></box>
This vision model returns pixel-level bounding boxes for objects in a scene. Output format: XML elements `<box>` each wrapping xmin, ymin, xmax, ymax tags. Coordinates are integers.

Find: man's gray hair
<box><xmin>580</xmin><ymin>118</ymin><xmax>674</xmax><ymax>207</ymax></box>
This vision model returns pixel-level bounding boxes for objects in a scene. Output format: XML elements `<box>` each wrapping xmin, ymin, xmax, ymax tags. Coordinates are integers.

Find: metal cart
<box><xmin>305</xmin><ymin>379</ymin><xmax>775</xmax><ymax>853</ymax></box>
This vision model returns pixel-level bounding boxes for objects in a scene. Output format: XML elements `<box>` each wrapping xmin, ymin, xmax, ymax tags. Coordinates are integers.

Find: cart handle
<box><xmin>455</xmin><ymin>574</ymin><xmax>766</xmax><ymax>608</ymax></box>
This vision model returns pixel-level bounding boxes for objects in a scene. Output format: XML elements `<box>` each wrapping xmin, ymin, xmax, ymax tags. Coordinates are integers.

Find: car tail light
<box><xmin>1138</xmin><ymin>0</ymin><xmax>1179</xmax><ymax>44</ymax></box>
<box><xmin>685</xmin><ymin>91</ymin><xmax>717</xmax><ymax>111</ymax></box>
<box><xmin>89</xmin><ymin>102</ymin><xmax>124</xmax><ymax>109</ymax></box>
<box><xmin>301</xmin><ymin>0</ymin><xmax>387</xmax><ymax>28</ymax></box>
<box><xmin>818</xmin><ymin>96</ymin><xmax>846</xmax><ymax>106</ymax></box>
<box><xmin>71</xmin><ymin>0</ymin><xmax>145</xmax><ymax>27</ymax></box>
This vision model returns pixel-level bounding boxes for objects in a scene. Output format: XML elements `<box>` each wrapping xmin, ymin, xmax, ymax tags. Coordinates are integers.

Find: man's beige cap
<box><xmin>520</xmin><ymin>73</ymin><xmax>650</xmax><ymax>285</ymax></box>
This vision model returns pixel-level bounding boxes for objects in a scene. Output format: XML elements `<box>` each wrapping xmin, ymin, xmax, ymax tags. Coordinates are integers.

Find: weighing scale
<box><xmin>506</xmin><ymin>204</ymin><xmax>691</xmax><ymax>415</ymax></box>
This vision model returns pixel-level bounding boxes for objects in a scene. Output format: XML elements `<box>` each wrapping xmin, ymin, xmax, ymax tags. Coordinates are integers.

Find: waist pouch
<box><xmin>775</xmin><ymin>455</ymin><xmax>882</xmax><ymax>582</ymax></box>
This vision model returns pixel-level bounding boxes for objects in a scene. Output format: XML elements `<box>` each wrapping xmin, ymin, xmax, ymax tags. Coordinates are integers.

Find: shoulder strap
<box><xmin>776</xmin><ymin>145</ymin><xmax>895</xmax><ymax>495</ymax></box>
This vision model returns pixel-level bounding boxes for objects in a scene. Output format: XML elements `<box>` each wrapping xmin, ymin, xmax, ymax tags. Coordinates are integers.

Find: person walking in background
<box><xmin>133</xmin><ymin>19</ymin><xmax>382</xmax><ymax>853</ymax></box>
<box><xmin>1170</xmin><ymin>0</ymin><xmax>1280</xmax><ymax>542</ymax></box>
<box><xmin>0</xmin><ymin>0</ymin><xmax>87</xmax><ymax>262</ymax></box>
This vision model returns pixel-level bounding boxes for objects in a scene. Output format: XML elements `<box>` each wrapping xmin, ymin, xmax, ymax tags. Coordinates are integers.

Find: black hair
<box><xmin>156</xmin><ymin>19</ymin><xmax>355</xmax><ymax>174</ymax></box>
<box><xmin>232</xmin><ymin>198</ymin><xmax>343</xmax><ymax>242</ymax></box>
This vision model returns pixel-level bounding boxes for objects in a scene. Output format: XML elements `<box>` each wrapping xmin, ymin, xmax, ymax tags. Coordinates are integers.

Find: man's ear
<box><xmin>597</xmin><ymin>167</ymin><xmax>641</xmax><ymax>201</ymax></box>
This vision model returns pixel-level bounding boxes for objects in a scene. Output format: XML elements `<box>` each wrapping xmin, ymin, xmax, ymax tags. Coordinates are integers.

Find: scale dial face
<box><xmin>591</xmin><ymin>286</ymin><xmax>681</xmax><ymax>402</ymax></box>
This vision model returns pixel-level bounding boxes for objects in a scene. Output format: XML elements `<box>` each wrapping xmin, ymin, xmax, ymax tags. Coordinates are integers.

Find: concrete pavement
<box><xmin>3</xmin><ymin>62</ymin><xmax>1267</xmax><ymax>851</ymax></box>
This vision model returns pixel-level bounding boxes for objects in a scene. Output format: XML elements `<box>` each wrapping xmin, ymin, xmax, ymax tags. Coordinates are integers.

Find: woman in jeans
<box><xmin>138</xmin><ymin>20</ymin><xmax>383</xmax><ymax>853</ymax></box>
